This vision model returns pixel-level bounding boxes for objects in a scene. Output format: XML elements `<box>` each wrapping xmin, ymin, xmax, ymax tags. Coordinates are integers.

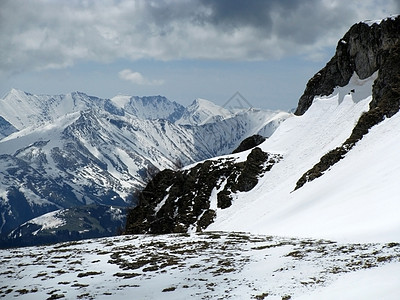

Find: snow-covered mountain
<box><xmin>0</xmin><ymin>89</ymin><xmax>289</xmax><ymax>242</ymax></box>
<box><xmin>175</xmin><ymin>98</ymin><xmax>234</xmax><ymax>125</ymax></box>
<box><xmin>125</xmin><ymin>15</ymin><xmax>400</xmax><ymax>243</ymax></box>
<box><xmin>4</xmin><ymin>205</ymin><xmax>127</xmax><ymax>248</ymax></box>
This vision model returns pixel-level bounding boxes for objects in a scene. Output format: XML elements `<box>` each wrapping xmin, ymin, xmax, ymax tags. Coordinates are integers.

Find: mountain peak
<box><xmin>3</xmin><ymin>88</ymin><xmax>29</xmax><ymax>100</ymax></box>
<box><xmin>295</xmin><ymin>15</ymin><xmax>400</xmax><ymax>115</ymax></box>
<box><xmin>176</xmin><ymin>97</ymin><xmax>233</xmax><ymax>125</ymax></box>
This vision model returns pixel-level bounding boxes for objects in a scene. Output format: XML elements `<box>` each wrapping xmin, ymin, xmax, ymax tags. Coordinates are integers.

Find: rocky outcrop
<box><xmin>295</xmin><ymin>16</ymin><xmax>400</xmax><ymax>116</ymax></box>
<box><xmin>124</xmin><ymin>148</ymin><xmax>281</xmax><ymax>234</ymax></box>
<box><xmin>232</xmin><ymin>134</ymin><xmax>266</xmax><ymax>154</ymax></box>
<box><xmin>295</xmin><ymin>17</ymin><xmax>400</xmax><ymax>190</ymax></box>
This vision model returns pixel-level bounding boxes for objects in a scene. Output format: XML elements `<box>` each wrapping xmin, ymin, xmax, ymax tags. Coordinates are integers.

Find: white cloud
<box><xmin>118</xmin><ymin>69</ymin><xmax>164</xmax><ymax>85</ymax></box>
<box><xmin>0</xmin><ymin>0</ymin><xmax>398</xmax><ymax>75</ymax></box>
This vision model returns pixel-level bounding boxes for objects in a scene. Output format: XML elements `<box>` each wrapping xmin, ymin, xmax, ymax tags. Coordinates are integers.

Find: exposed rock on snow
<box><xmin>1</xmin><ymin>232</ymin><xmax>399</xmax><ymax>299</ymax></box>
<box><xmin>295</xmin><ymin>15</ymin><xmax>400</xmax><ymax>116</ymax></box>
<box><xmin>125</xmin><ymin>148</ymin><xmax>282</xmax><ymax>234</ymax></box>
<box><xmin>295</xmin><ymin>32</ymin><xmax>400</xmax><ymax>189</ymax></box>
<box><xmin>232</xmin><ymin>134</ymin><xmax>266</xmax><ymax>154</ymax></box>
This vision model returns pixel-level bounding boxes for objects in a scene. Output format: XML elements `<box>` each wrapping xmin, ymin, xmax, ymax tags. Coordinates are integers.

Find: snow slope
<box><xmin>207</xmin><ymin>72</ymin><xmax>400</xmax><ymax>243</ymax></box>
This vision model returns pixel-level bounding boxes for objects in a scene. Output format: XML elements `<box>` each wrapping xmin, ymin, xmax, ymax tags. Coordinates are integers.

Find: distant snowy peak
<box><xmin>111</xmin><ymin>95</ymin><xmax>185</xmax><ymax>122</ymax></box>
<box><xmin>0</xmin><ymin>89</ymin><xmax>121</xmax><ymax>131</ymax></box>
<box><xmin>175</xmin><ymin>98</ymin><xmax>234</xmax><ymax>125</ymax></box>
<box><xmin>1</xmin><ymin>89</ymin><xmax>186</xmax><ymax>132</ymax></box>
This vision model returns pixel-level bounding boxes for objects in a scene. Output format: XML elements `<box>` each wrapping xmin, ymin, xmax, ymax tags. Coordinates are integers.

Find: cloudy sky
<box><xmin>1</xmin><ymin>0</ymin><xmax>399</xmax><ymax>110</ymax></box>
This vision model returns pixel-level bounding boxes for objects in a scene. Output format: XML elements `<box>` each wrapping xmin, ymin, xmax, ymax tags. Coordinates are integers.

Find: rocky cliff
<box><xmin>295</xmin><ymin>16</ymin><xmax>400</xmax><ymax>189</ymax></box>
<box><xmin>125</xmin><ymin>148</ymin><xmax>281</xmax><ymax>234</ymax></box>
<box><xmin>295</xmin><ymin>16</ymin><xmax>400</xmax><ymax>116</ymax></box>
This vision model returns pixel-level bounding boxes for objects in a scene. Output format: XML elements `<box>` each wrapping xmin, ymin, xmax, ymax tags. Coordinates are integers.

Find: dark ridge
<box><xmin>124</xmin><ymin>148</ymin><xmax>281</xmax><ymax>234</ymax></box>
<box><xmin>295</xmin><ymin>16</ymin><xmax>400</xmax><ymax>116</ymax></box>
<box><xmin>232</xmin><ymin>134</ymin><xmax>266</xmax><ymax>154</ymax></box>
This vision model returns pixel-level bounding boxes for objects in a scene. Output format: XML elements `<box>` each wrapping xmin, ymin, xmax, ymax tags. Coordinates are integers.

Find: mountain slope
<box><xmin>125</xmin><ymin>16</ymin><xmax>400</xmax><ymax>243</ymax></box>
<box><xmin>4</xmin><ymin>205</ymin><xmax>126</xmax><ymax>248</ymax></box>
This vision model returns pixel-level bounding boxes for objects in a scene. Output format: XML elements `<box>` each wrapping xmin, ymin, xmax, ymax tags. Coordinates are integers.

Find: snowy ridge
<box><xmin>175</xmin><ymin>98</ymin><xmax>234</xmax><ymax>125</ymax></box>
<box><xmin>363</xmin><ymin>14</ymin><xmax>399</xmax><ymax>26</ymax></box>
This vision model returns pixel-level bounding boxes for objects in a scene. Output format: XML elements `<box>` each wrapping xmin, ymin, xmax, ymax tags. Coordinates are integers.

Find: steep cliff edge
<box><xmin>295</xmin><ymin>16</ymin><xmax>400</xmax><ymax>116</ymax></box>
<box><xmin>295</xmin><ymin>16</ymin><xmax>400</xmax><ymax>189</ymax></box>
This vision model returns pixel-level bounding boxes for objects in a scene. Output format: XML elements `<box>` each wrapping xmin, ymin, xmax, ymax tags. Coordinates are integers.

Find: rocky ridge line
<box><xmin>294</xmin><ymin>16</ymin><xmax>400</xmax><ymax>190</ymax></box>
<box><xmin>125</xmin><ymin>147</ymin><xmax>281</xmax><ymax>234</ymax></box>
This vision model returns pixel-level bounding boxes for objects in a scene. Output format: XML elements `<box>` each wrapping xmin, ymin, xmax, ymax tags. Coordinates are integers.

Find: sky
<box><xmin>0</xmin><ymin>0</ymin><xmax>399</xmax><ymax>111</ymax></box>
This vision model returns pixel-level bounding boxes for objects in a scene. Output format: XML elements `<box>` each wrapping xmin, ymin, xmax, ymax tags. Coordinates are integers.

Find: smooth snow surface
<box><xmin>208</xmin><ymin>72</ymin><xmax>400</xmax><ymax>243</ymax></box>
<box><xmin>297</xmin><ymin>263</ymin><xmax>400</xmax><ymax>300</ymax></box>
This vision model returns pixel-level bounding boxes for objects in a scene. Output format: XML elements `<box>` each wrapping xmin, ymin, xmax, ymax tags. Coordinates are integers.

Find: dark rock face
<box><xmin>125</xmin><ymin>148</ymin><xmax>282</xmax><ymax>234</ymax></box>
<box><xmin>232</xmin><ymin>134</ymin><xmax>266</xmax><ymax>154</ymax></box>
<box><xmin>0</xmin><ymin>116</ymin><xmax>17</xmax><ymax>139</ymax></box>
<box><xmin>295</xmin><ymin>16</ymin><xmax>400</xmax><ymax>116</ymax></box>
<box><xmin>295</xmin><ymin>18</ymin><xmax>400</xmax><ymax>190</ymax></box>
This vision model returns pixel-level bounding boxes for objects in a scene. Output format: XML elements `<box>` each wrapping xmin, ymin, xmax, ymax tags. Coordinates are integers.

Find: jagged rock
<box><xmin>125</xmin><ymin>148</ymin><xmax>281</xmax><ymax>234</ymax></box>
<box><xmin>295</xmin><ymin>16</ymin><xmax>400</xmax><ymax>116</ymax></box>
<box><xmin>294</xmin><ymin>19</ymin><xmax>400</xmax><ymax>190</ymax></box>
<box><xmin>232</xmin><ymin>134</ymin><xmax>266</xmax><ymax>154</ymax></box>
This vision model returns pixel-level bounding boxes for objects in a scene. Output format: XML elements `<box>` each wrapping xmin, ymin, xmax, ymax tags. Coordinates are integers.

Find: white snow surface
<box><xmin>28</xmin><ymin>209</ymin><xmax>66</xmax><ymax>232</ymax></box>
<box><xmin>208</xmin><ymin>72</ymin><xmax>400</xmax><ymax>243</ymax></box>
<box><xmin>363</xmin><ymin>14</ymin><xmax>399</xmax><ymax>26</ymax></box>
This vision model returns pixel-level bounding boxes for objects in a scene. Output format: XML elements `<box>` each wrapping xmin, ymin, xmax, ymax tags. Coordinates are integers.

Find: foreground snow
<box><xmin>1</xmin><ymin>232</ymin><xmax>399</xmax><ymax>299</ymax></box>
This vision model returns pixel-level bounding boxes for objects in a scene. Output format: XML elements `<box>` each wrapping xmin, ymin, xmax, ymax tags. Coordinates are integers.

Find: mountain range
<box><xmin>0</xmin><ymin>89</ymin><xmax>289</xmax><ymax>246</ymax></box>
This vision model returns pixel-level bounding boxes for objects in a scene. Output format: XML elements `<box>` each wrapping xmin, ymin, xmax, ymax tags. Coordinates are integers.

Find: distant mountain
<box><xmin>0</xmin><ymin>89</ymin><xmax>289</xmax><ymax>243</ymax></box>
<box><xmin>2</xmin><ymin>205</ymin><xmax>126</xmax><ymax>248</ymax></box>
<box><xmin>125</xmin><ymin>16</ymin><xmax>400</xmax><ymax>243</ymax></box>
<box><xmin>111</xmin><ymin>94</ymin><xmax>185</xmax><ymax>122</ymax></box>
<box><xmin>175</xmin><ymin>98</ymin><xmax>233</xmax><ymax>125</ymax></box>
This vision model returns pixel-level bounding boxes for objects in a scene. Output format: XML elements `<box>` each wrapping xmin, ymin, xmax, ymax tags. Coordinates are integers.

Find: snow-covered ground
<box><xmin>1</xmin><ymin>232</ymin><xmax>399</xmax><ymax>299</ymax></box>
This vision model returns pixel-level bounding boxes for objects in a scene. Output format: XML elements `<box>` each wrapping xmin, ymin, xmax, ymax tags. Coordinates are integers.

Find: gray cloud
<box><xmin>0</xmin><ymin>0</ymin><xmax>398</xmax><ymax>76</ymax></box>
